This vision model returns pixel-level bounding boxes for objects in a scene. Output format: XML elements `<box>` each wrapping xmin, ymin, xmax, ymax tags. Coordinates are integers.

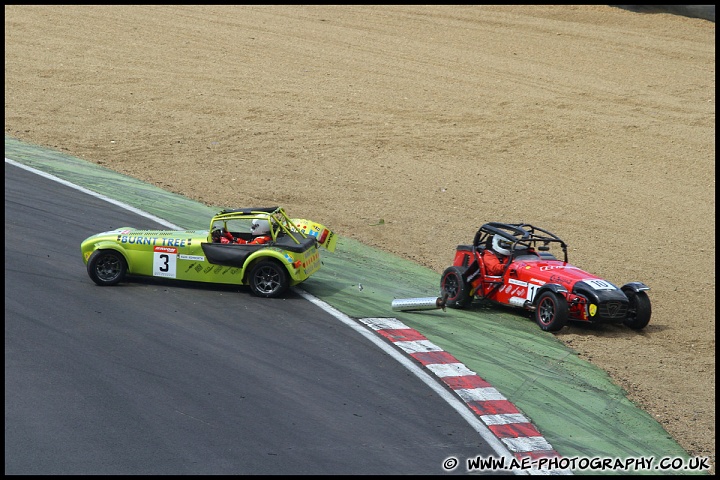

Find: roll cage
<box><xmin>473</xmin><ymin>222</ymin><xmax>569</xmax><ymax>263</ymax></box>
<box><xmin>209</xmin><ymin>206</ymin><xmax>309</xmax><ymax>245</ymax></box>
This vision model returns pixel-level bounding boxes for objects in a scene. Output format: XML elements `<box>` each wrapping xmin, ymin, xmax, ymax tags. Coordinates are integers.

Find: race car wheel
<box><xmin>534</xmin><ymin>291</ymin><xmax>568</xmax><ymax>332</ymax></box>
<box><xmin>441</xmin><ymin>266</ymin><xmax>471</xmax><ymax>309</ymax></box>
<box><xmin>248</xmin><ymin>259</ymin><xmax>289</xmax><ymax>298</ymax></box>
<box><xmin>87</xmin><ymin>249</ymin><xmax>127</xmax><ymax>286</ymax></box>
<box><xmin>623</xmin><ymin>290</ymin><xmax>651</xmax><ymax>330</ymax></box>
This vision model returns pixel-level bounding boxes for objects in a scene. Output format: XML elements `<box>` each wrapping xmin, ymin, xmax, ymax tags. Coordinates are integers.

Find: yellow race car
<box><xmin>81</xmin><ymin>206</ymin><xmax>336</xmax><ymax>298</ymax></box>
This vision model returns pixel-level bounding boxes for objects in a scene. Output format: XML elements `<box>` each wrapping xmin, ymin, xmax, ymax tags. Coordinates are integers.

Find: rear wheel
<box><xmin>441</xmin><ymin>266</ymin><xmax>471</xmax><ymax>308</ymax></box>
<box><xmin>623</xmin><ymin>290</ymin><xmax>651</xmax><ymax>329</ymax></box>
<box><xmin>87</xmin><ymin>250</ymin><xmax>127</xmax><ymax>286</ymax></box>
<box><xmin>534</xmin><ymin>291</ymin><xmax>568</xmax><ymax>332</ymax></box>
<box><xmin>248</xmin><ymin>259</ymin><xmax>289</xmax><ymax>298</ymax></box>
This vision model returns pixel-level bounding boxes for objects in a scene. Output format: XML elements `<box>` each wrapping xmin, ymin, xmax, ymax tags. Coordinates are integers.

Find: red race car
<box><xmin>440</xmin><ymin>222</ymin><xmax>651</xmax><ymax>332</ymax></box>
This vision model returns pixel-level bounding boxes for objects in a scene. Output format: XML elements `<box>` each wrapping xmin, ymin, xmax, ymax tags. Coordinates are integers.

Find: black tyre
<box><xmin>440</xmin><ymin>266</ymin><xmax>472</xmax><ymax>309</ymax></box>
<box><xmin>534</xmin><ymin>291</ymin><xmax>569</xmax><ymax>332</ymax></box>
<box><xmin>623</xmin><ymin>290</ymin><xmax>651</xmax><ymax>330</ymax></box>
<box><xmin>87</xmin><ymin>249</ymin><xmax>127</xmax><ymax>286</ymax></box>
<box><xmin>248</xmin><ymin>259</ymin><xmax>289</xmax><ymax>298</ymax></box>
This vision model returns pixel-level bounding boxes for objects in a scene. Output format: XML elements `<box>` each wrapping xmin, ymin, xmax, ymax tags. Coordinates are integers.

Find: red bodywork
<box><xmin>451</xmin><ymin>246</ymin><xmax>613</xmax><ymax>323</ymax></box>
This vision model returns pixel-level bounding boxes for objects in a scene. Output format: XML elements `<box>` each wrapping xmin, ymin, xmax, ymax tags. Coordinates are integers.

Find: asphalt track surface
<box><xmin>4</xmin><ymin>158</ymin><xmax>519</xmax><ymax>475</ymax></box>
<box><xmin>4</xmin><ymin>136</ymin><xmax>699</xmax><ymax>475</ymax></box>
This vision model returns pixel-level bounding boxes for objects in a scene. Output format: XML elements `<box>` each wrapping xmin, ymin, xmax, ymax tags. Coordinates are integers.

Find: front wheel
<box><xmin>623</xmin><ymin>290</ymin><xmax>651</xmax><ymax>329</ymax></box>
<box><xmin>87</xmin><ymin>249</ymin><xmax>127</xmax><ymax>286</ymax></box>
<box><xmin>440</xmin><ymin>266</ymin><xmax>471</xmax><ymax>309</ymax></box>
<box><xmin>248</xmin><ymin>259</ymin><xmax>289</xmax><ymax>298</ymax></box>
<box><xmin>534</xmin><ymin>291</ymin><xmax>569</xmax><ymax>332</ymax></box>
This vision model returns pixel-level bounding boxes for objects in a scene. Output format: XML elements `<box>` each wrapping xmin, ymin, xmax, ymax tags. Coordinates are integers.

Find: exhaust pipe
<box><xmin>391</xmin><ymin>294</ymin><xmax>447</xmax><ymax>312</ymax></box>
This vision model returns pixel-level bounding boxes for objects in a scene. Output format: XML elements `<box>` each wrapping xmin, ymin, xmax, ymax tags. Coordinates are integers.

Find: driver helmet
<box><xmin>492</xmin><ymin>234</ymin><xmax>513</xmax><ymax>256</ymax></box>
<box><xmin>250</xmin><ymin>215</ymin><xmax>271</xmax><ymax>236</ymax></box>
<box><xmin>211</xmin><ymin>227</ymin><xmax>223</xmax><ymax>241</ymax></box>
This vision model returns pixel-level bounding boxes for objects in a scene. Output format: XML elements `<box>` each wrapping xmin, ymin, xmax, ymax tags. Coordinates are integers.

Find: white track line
<box><xmin>7</xmin><ymin>155</ymin><xmax>569</xmax><ymax>475</ymax></box>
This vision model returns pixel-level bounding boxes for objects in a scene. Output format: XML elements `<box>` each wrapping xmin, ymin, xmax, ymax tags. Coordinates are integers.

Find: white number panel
<box><xmin>583</xmin><ymin>279</ymin><xmax>616</xmax><ymax>290</ymax></box>
<box><xmin>153</xmin><ymin>246</ymin><xmax>177</xmax><ymax>278</ymax></box>
<box><xmin>526</xmin><ymin>283</ymin><xmax>541</xmax><ymax>302</ymax></box>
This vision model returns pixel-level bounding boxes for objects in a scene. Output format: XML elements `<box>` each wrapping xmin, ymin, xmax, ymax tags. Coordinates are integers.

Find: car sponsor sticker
<box><xmin>120</xmin><ymin>235</ymin><xmax>190</xmax><ymax>247</ymax></box>
<box><xmin>539</xmin><ymin>265</ymin><xmax>580</xmax><ymax>271</ymax></box>
<box><xmin>549</xmin><ymin>274</ymin><xmax>571</xmax><ymax>286</ymax></box>
<box><xmin>292</xmin><ymin>219</ymin><xmax>337</xmax><ymax>252</ymax></box>
<box><xmin>179</xmin><ymin>254</ymin><xmax>204</xmax><ymax>261</ymax></box>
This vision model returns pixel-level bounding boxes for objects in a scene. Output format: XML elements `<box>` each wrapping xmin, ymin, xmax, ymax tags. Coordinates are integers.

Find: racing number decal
<box><xmin>153</xmin><ymin>246</ymin><xmax>178</xmax><ymax>278</ymax></box>
<box><xmin>584</xmin><ymin>279</ymin><xmax>616</xmax><ymax>290</ymax></box>
<box><xmin>526</xmin><ymin>283</ymin><xmax>540</xmax><ymax>302</ymax></box>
